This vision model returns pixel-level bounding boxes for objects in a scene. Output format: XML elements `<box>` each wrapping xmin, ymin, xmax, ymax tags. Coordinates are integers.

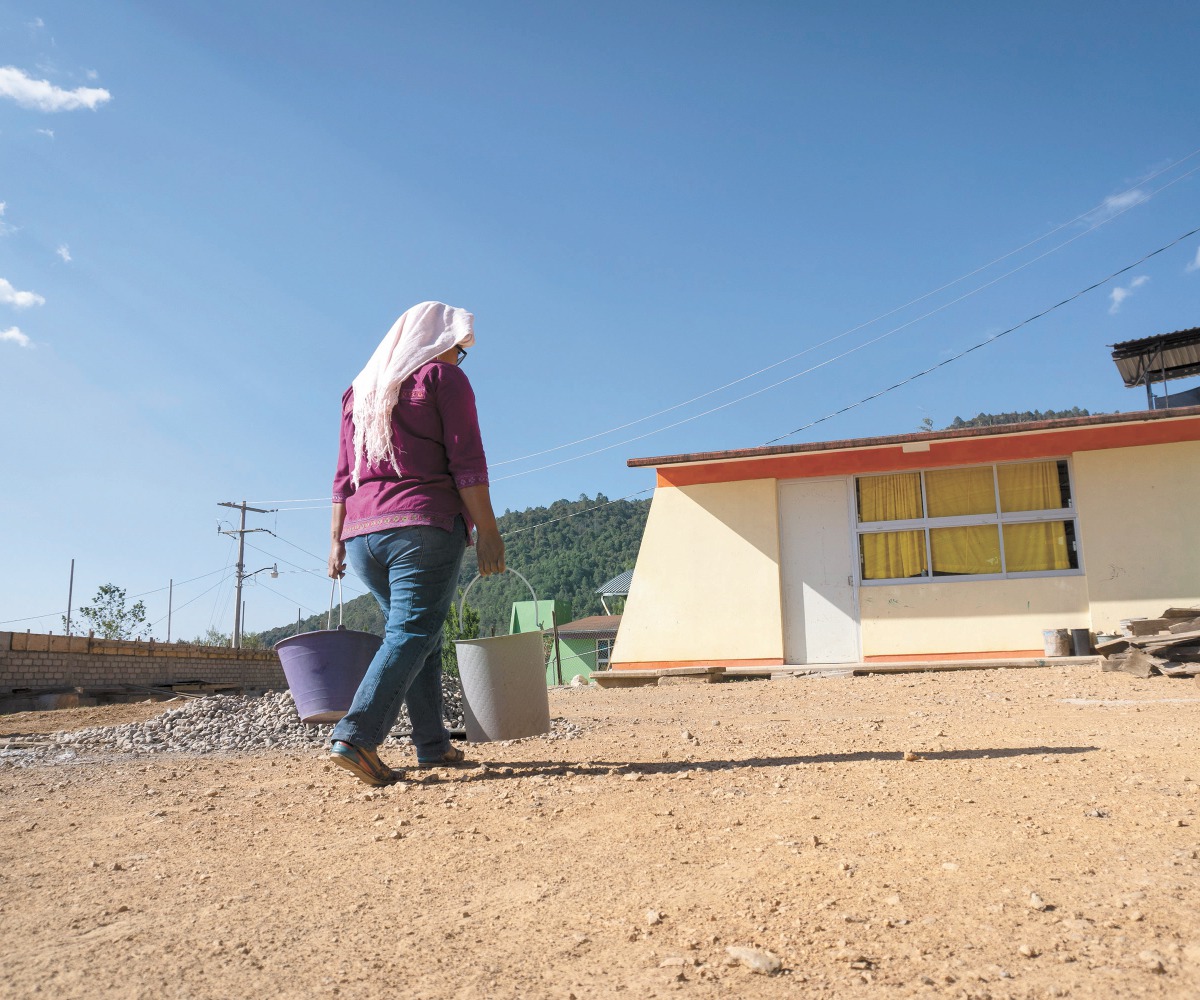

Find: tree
<box><xmin>67</xmin><ymin>584</ymin><xmax>150</xmax><ymax>639</ymax></box>
<box><xmin>441</xmin><ymin>593</ymin><xmax>480</xmax><ymax>680</ymax></box>
<box><xmin>181</xmin><ymin>627</ymin><xmax>232</xmax><ymax>647</ymax></box>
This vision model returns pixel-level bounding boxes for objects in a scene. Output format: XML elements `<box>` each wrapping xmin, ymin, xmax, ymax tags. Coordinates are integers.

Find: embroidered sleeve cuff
<box><xmin>454</xmin><ymin>472</ymin><xmax>490</xmax><ymax>489</ymax></box>
<box><xmin>332</xmin><ymin>493</ymin><xmax>346</xmax><ymax>503</ymax></box>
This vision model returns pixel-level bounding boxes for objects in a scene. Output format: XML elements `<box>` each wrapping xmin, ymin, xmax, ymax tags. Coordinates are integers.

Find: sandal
<box><xmin>329</xmin><ymin>740</ymin><xmax>400</xmax><ymax>786</ymax></box>
<box><xmin>417</xmin><ymin>745</ymin><xmax>471</xmax><ymax>768</ymax></box>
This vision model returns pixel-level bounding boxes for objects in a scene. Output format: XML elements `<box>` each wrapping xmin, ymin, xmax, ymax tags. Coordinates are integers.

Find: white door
<box><xmin>779</xmin><ymin>479</ymin><xmax>859</xmax><ymax>664</ymax></box>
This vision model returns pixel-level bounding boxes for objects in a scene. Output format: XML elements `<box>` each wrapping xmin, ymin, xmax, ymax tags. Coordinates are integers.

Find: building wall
<box><xmin>0</xmin><ymin>631</ymin><xmax>286</xmax><ymax>694</ymax></box>
<box><xmin>611</xmin><ymin>480</ymin><xmax>785</xmax><ymax>668</ymax></box>
<box><xmin>619</xmin><ymin>426</ymin><xmax>1200</xmax><ymax>667</ymax></box>
<box><xmin>1073</xmin><ymin>439</ymin><xmax>1200</xmax><ymax>631</ymax></box>
<box><xmin>554</xmin><ymin>636</ymin><xmax>597</xmax><ymax>684</ymax></box>
<box><xmin>859</xmin><ymin>576</ymin><xmax>1091</xmax><ymax>656</ymax></box>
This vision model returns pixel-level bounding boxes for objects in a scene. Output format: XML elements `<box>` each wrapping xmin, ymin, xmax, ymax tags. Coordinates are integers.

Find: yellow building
<box><xmin>612</xmin><ymin>407</ymin><xmax>1200</xmax><ymax>670</ymax></box>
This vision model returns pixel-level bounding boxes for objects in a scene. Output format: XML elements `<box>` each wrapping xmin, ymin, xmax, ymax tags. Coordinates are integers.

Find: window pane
<box><xmin>860</xmin><ymin>529</ymin><xmax>927</xmax><ymax>580</ymax></box>
<box><xmin>930</xmin><ymin>525</ymin><xmax>1001</xmax><ymax>575</ymax></box>
<box><xmin>857</xmin><ymin>473</ymin><xmax>923</xmax><ymax>523</ymax></box>
<box><xmin>1002</xmin><ymin>521</ymin><xmax>1075</xmax><ymax>572</ymax></box>
<box><xmin>998</xmin><ymin>460</ymin><xmax>1069</xmax><ymax>512</ymax></box>
<box><xmin>925</xmin><ymin>466</ymin><xmax>996</xmax><ymax>517</ymax></box>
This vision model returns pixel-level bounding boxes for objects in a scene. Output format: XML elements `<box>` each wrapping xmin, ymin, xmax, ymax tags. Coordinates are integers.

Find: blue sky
<box><xmin>1</xmin><ymin>2</ymin><xmax>1197</xmax><ymax>641</ymax></box>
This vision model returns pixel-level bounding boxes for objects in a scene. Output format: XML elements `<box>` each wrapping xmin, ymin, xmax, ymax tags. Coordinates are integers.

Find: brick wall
<box><xmin>0</xmin><ymin>631</ymin><xmax>287</xmax><ymax>694</ymax></box>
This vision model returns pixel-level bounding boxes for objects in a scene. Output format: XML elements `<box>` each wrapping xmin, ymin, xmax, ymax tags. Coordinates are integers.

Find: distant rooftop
<box><xmin>596</xmin><ymin>570</ymin><xmax>633</xmax><ymax>596</ymax></box>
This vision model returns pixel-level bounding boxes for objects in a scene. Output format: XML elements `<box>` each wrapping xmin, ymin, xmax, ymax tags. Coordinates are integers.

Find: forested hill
<box><xmin>254</xmin><ymin>494</ymin><xmax>651</xmax><ymax>647</ymax></box>
<box><xmin>944</xmin><ymin>407</ymin><xmax>1093</xmax><ymax>429</ymax></box>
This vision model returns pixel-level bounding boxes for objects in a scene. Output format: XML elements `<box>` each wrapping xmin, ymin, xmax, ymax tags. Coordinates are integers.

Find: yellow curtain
<box><xmin>998</xmin><ymin>461</ymin><xmax>1062</xmax><ymax>512</ymax></box>
<box><xmin>930</xmin><ymin>525</ymin><xmax>1001</xmax><ymax>575</ymax></box>
<box><xmin>925</xmin><ymin>466</ymin><xmax>996</xmax><ymax>517</ymax></box>
<box><xmin>858</xmin><ymin>475</ymin><xmax>925</xmax><ymax>579</ymax></box>
<box><xmin>857</xmin><ymin>473</ymin><xmax>922</xmax><ymax>522</ymax></box>
<box><xmin>861</xmin><ymin>529</ymin><xmax>927</xmax><ymax>580</ymax></box>
<box><xmin>1003</xmin><ymin>522</ymin><xmax>1070</xmax><ymax>572</ymax></box>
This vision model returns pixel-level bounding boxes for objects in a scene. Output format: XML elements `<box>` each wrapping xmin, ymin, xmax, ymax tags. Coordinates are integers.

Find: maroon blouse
<box><xmin>332</xmin><ymin>361</ymin><xmax>490</xmax><ymax>541</ymax></box>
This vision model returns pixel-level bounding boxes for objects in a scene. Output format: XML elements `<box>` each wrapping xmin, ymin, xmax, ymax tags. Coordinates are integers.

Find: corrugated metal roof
<box><xmin>596</xmin><ymin>569</ymin><xmax>633</xmax><ymax>596</ymax></box>
<box><xmin>1110</xmin><ymin>327</ymin><xmax>1200</xmax><ymax>387</ymax></box>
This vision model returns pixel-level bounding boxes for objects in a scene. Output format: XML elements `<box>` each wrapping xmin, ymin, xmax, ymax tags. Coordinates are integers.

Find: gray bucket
<box><xmin>1042</xmin><ymin>628</ymin><xmax>1071</xmax><ymax>657</ymax></box>
<box><xmin>454</xmin><ymin>568</ymin><xmax>551</xmax><ymax>743</ymax></box>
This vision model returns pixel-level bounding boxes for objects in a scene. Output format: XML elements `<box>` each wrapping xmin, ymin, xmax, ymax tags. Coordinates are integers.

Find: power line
<box><xmin>148</xmin><ymin>573</ymin><xmax>235</xmax><ymax>631</ymax></box>
<box><xmin>489</xmin><ymin>150</ymin><xmax>1200</xmax><ymax>471</ymax></box>
<box><xmin>764</xmin><ymin>223</ymin><xmax>1200</xmax><ymax>444</ymax></box>
<box><xmin>0</xmin><ymin>565</ymin><xmax>234</xmax><ymax>628</ymax></box>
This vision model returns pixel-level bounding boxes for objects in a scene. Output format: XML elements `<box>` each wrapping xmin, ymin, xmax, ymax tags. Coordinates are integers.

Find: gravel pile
<box><xmin>3</xmin><ymin>675</ymin><xmax>580</xmax><ymax>765</ymax></box>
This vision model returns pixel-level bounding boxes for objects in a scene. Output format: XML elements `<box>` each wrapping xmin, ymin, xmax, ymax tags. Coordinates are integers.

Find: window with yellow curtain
<box><xmin>997</xmin><ymin>460</ymin><xmax>1067</xmax><ymax>512</ymax></box>
<box><xmin>1002</xmin><ymin>521</ymin><xmax>1071</xmax><ymax>572</ymax></box>
<box><xmin>861</xmin><ymin>529</ymin><xmax>927</xmax><ymax>580</ymax></box>
<box><xmin>857</xmin><ymin>473</ymin><xmax>922</xmax><ymax>522</ymax></box>
<box><xmin>930</xmin><ymin>524</ymin><xmax>1002</xmax><ymax>575</ymax></box>
<box><xmin>925</xmin><ymin>466</ymin><xmax>997</xmax><ymax>517</ymax></box>
<box><xmin>854</xmin><ymin>459</ymin><xmax>1078</xmax><ymax>583</ymax></box>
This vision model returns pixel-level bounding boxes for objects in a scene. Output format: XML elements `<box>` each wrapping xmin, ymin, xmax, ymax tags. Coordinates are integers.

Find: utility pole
<box><xmin>65</xmin><ymin>559</ymin><xmax>75</xmax><ymax>636</ymax></box>
<box><xmin>218</xmin><ymin>501</ymin><xmax>277</xmax><ymax>648</ymax></box>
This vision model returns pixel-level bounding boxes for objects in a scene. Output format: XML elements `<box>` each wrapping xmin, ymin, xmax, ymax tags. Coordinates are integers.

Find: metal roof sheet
<box><xmin>1110</xmin><ymin>327</ymin><xmax>1200</xmax><ymax>387</ymax></box>
<box><xmin>596</xmin><ymin>569</ymin><xmax>634</xmax><ymax>596</ymax></box>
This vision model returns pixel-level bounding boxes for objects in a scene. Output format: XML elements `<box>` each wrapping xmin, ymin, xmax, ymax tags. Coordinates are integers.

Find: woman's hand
<box><xmin>475</xmin><ymin>527</ymin><xmax>506</xmax><ymax>577</ymax></box>
<box><xmin>328</xmin><ymin>539</ymin><xmax>346</xmax><ymax>579</ymax></box>
<box><xmin>458</xmin><ymin>485</ymin><xmax>506</xmax><ymax>576</ymax></box>
<box><xmin>328</xmin><ymin>502</ymin><xmax>347</xmax><ymax>578</ymax></box>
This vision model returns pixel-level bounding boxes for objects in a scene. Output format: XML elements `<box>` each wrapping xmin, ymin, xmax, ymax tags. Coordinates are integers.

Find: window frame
<box><xmin>855</xmin><ymin>458</ymin><xmax>1082</xmax><ymax>585</ymax></box>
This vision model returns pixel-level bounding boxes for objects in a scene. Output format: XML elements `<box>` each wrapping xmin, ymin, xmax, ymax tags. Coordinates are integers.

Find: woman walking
<box><xmin>326</xmin><ymin>301</ymin><xmax>505</xmax><ymax>786</ymax></box>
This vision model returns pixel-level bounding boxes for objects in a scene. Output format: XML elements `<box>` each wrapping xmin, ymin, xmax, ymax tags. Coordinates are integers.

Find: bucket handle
<box><xmin>327</xmin><ymin>576</ymin><xmax>346</xmax><ymax>631</ymax></box>
<box><xmin>459</xmin><ymin>567</ymin><xmax>540</xmax><ymax>636</ymax></box>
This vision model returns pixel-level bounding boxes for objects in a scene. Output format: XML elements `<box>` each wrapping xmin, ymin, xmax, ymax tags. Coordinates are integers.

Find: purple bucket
<box><xmin>274</xmin><ymin>626</ymin><xmax>381</xmax><ymax>724</ymax></box>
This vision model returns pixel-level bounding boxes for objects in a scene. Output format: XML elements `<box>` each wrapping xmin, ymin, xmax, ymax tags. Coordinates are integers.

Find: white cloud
<box><xmin>56</xmin><ymin>244</ymin><xmax>71</xmax><ymax>263</ymax></box>
<box><xmin>1186</xmin><ymin>246</ymin><xmax>1200</xmax><ymax>274</ymax></box>
<box><xmin>1108</xmin><ymin>275</ymin><xmax>1150</xmax><ymax>315</ymax></box>
<box><xmin>1085</xmin><ymin>187</ymin><xmax>1150</xmax><ymax>226</ymax></box>
<box><xmin>0</xmin><ymin>66</ymin><xmax>111</xmax><ymax>112</ymax></box>
<box><xmin>1</xmin><ymin>326</ymin><xmax>31</xmax><ymax>348</ymax></box>
<box><xmin>28</xmin><ymin>18</ymin><xmax>45</xmax><ymax>29</ymax></box>
<box><xmin>35</xmin><ymin>127</ymin><xmax>54</xmax><ymax>138</ymax></box>
<box><xmin>1103</xmin><ymin>189</ymin><xmax>1148</xmax><ymax>214</ymax></box>
<box><xmin>0</xmin><ymin>277</ymin><xmax>46</xmax><ymax>308</ymax></box>
<box><xmin>0</xmin><ymin>202</ymin><xmax>11</xmax><ymax>236</ymax></box>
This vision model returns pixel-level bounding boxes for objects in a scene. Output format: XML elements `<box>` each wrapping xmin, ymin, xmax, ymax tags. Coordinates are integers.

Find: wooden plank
<box><xmin>1094</xmin><ymin>636</ymin><xmax>1131</xmax><ymax>655</ymax></box>
<box><xmin>1168</xmin><ymin>617</ymin><xmax>1200</xmax><ymax>633</ymax></box>
<box><xmin>1161</xmin><ymin>607</ymin><xmax>1200</xmax><ymax>619</ymax></box>
<box><xmin>1141</xmin><ymin>629</ymin><xmax>1200</xmax><ymax>649</ymax></box>
<box><xmin>1114</xmin><ymin>648</ymin><xmax>1166</xmax><ymax>678</ymax></box>
<box><xmin>1128</xmin><ymin>618</ymin><xmax>1174</xmax><ymax>636</ymax></box>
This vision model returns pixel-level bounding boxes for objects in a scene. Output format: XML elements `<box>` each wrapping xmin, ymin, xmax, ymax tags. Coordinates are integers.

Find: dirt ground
<box><xmin>2</xmin><ymin>664</ymin><xmax>1198</xmax><ymax>1000</ymax></box>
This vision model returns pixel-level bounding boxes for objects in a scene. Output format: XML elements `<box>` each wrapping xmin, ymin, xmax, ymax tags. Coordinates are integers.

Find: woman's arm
<box><xmin>458</xmin><ymin>484</ymin><xmax>505</xmax><ymax>576</ymax></box>
<box><xmin>328</xmin><ymin>502</ymin><xmax>347</xmax><ymax>578</ymax></box>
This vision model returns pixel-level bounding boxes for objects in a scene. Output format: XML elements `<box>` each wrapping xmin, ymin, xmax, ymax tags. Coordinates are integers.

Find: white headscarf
<box><xmin>350</xmin><ymin>301</ymin><xmax>475</xmax><ymax>486</ymax></box>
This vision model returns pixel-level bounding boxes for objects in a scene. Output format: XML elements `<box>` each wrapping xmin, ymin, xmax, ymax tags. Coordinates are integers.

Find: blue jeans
<box><xmin>331</xmin><ymin>518</ymin><xmax>467</xmax><ymax>757</ymax></box>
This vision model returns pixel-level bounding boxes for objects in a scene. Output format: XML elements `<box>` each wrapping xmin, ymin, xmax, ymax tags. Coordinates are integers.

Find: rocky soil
<box><xmin>1</xmin><ymin>664</ymin><xmax>1198</xmax><ymax>999</ymax></box>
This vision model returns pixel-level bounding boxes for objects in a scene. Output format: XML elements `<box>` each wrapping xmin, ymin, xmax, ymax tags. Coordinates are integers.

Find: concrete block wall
<box><xmin>0</xmin><ymin>631</ymin><xmax>287</xmax><ymax>694</ymax></box>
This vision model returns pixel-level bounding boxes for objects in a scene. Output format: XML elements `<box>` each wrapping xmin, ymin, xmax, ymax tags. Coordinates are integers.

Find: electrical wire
<box><xmin>147</xmin><ymin>573</ymin><xmax>235</xmax><ymax>631</ymax></box>
<box><xmin>764</xmin><ymin>223</ymin><xmax>1200</xmax><ymax>444</ymax></box>
<box><xmin>492</xmin><ymin>163</ymin><xmax>1200</xmax><ymax>482</ymax></box>
<box><xmin>489</xmin><ymin>150</ymin><xmax>1200</xmax><ymax>470</ymax></box>
<box><xmin>0</xmin><ymin>566</ymin><xmax>235</xmax><ymax>628</ymax></box>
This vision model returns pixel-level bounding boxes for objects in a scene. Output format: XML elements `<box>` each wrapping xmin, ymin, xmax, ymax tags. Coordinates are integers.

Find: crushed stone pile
<box><xmin>3</xmin><ymin>676</ymin><xmax>580</xmax><ymax>766</ymax></box>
